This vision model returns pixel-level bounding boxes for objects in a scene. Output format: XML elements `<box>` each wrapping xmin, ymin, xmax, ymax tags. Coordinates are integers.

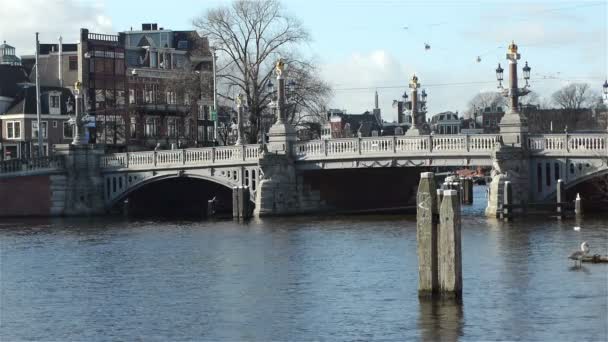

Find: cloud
<box><xmin>321</xmin><ymin>50</ymin><xmax>414</xmax><ymax>122</ymax></box>
<box><xmin>0</xmin><ymin>0</ymin><xmax>113</xmax><ymax>55</ymax></box>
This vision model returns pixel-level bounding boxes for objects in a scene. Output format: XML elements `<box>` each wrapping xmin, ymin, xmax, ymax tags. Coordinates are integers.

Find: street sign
<box><xmin>211</xmin><ymin>111</ymin><xmax>217</xmax><ymax>121</ymax></box>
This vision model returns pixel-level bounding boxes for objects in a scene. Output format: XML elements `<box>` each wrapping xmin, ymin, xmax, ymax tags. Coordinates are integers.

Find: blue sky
<box><xmin>1</xmin><ymin>0</ymin><xmax>606</xmax><ymax>121</ymax></box>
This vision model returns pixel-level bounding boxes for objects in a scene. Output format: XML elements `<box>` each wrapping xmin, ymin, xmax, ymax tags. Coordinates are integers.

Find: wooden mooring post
<box><xmin>501</xmin><ymin>181</ymin><xmax>512</xmax><ymax>222</ymax></box>
<box><xmin>575</xmin><ymin>193</ymin><xmax>583</xmax><ymax>218</ymax></box>
<box><xmin>462</xmin><ymin>177</ymin><xmax>473</xmax><ymax>205</ymax></box>
<box><xmin>417</xmin><ymin>172</ymin><xmax>439</xmax><ymax>297</ymax></box>
<box><xmin>417</xmin><ymin>173</ymin><xmax>462</xmax><ymax>299</ymax></box>
<box><xmin>439</xmin><ymin>189</ymin><xmax>462</xmax><ymax>299</ymax></box>
<box><xmin>556</xmin><ymin>179</ymin><xmax>565</xmax><ymax>220</ymax></box>
<box><xmin>232</xmin><ymin>186</ymin><xmax>251</xmax><ymax>219</ymax></box>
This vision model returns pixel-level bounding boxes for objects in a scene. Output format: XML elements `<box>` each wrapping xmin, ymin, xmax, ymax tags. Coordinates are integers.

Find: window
<box><xmin>167</xmin><ymin>118</ymin><xmax>177</xmax><ymax>137</ymax></box>
<box><xmin>50</xmin><ymin>95</ymin><xmax>60</xmax><ymax>108</ymax></box>
<box><xmin>32</xmin><ymin>121</ymin><xmax>48</xmax><ymax>139</ymax></box>
<box><xmin>129</xmin><ymin>89</ymin><xmax>135</xmax><ymax>104</ymax></box>
<box><xmin>53</xmin><ymin>121</ymin><xmax>58</xmax><ymax>128</ymax></box>
<box><xmin>184</xmin><ymin>94</ymin><xmax>191</xmax><ymax>105</ymax></box>
<box><xmin>63</xmin><ymin>121</ymin><xmax>73</xmax><ymax>139</ymax></box>
<box><xmin>145</xmin><ymin>118</ymin><xmax>159</xmax><ymax>137</ymax></box>
<box><xmin>69</xmin><ymin>56</ymin><xmax>78</xmax><ymax>70</ymax></box>
<box><xmin>130</xmin><ymin>117</ymin><xmax>137</xmax><ymax>138</ymax></box>
<box><xmin>116</xmin><ymin>90</ymin><xmax>125</xmax><ymax>105</ymax></box>
<box><xmin>6</xmin><ymin>121</ymin><xmax>21</xmax><ymax>139</ymax></box>
<box><xmin>166</xmin><ymin>91</ymin><xmax>176</xmax><ymax>104</ymax></box>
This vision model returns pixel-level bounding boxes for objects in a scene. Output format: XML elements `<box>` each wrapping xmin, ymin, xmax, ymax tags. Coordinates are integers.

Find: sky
<box><xmin>1</xmin><ymin>0</ymin><xmax>606</xmax><ymax>122</ymax></box>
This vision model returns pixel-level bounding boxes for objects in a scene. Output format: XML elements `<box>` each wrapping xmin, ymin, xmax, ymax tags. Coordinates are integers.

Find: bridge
<box><xmin>0</xmin><ymin>56</ymin><xmax>606</xmax><ymax>218</ymax></box>
<box><xmin>2</xmin><ymin>132</ymin><xmax>604</xmax><ymax>217</ymax></box>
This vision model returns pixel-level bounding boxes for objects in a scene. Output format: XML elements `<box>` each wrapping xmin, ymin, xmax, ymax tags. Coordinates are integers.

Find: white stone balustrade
<box><xmin>100</xmin><ymin>145</ymin><xmax>260</xmax><ymax>170</ymax></box>
<box><xmin>528</xmin><ymin>134</ymin><xmax>607</xmax><ymax>155</ymax></box>
<box><xmin>98</xmin><ymin>133</ymin><xmax>607</xmax><ymax>171</ymax></box>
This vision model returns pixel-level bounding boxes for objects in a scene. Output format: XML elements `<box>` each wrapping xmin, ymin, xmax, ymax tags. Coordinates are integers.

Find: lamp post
<box><xmin>603</xmin><ymin>79</ymin><xmax>608</xmax><ymax>104</ymax></box>
<box><xmin>266</xmin><ymin>58</ymin><xmax>297</xmax><ymax>154</ymax></box>
<box><xmin>35</xmin><ymin>32</ymin><xmax>43</xmax><ymax>157</ymax></box>
<box><xmin>212</xmin><ymin>48</ymin><xmax>218</xmax><ymax>145</ymax></box>
<box><xmin>405</xmin><ymin>74</ymin><xmax>426</xmax><ymax>136</ymax></box>
<box><xmin>495</xmin><ymin>41</ymin><xmax>531</xmax><ymax>145</ymax></box>
<box><xmin>235</xmin><ymin>93</ymin><xmax>245</xmax><ymax>145</ymax></box>
<box><xmin>70</xmin><ymin>81</ymin><xmax>88</xmax><ymax>145</ymax></box>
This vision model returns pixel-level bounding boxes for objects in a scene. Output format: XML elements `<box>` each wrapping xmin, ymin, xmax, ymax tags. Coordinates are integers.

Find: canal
<box><xmin>1</xmin><ymin>186</ymin><xmax>607</xmax><ymax>341</ymax></box>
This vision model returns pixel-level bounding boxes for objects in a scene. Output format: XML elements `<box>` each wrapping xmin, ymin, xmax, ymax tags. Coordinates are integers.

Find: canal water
<box><xmin>1</xmin><ymin>186</ymin><xmax>607</xmax><ymax>341</ymax></box>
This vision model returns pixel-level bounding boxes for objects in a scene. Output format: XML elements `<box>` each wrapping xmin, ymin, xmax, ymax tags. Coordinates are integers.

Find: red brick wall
<box><xmin>0</xmin><ymin>175</ymin><xmax>51</xmax><ymax>217</ymax></box>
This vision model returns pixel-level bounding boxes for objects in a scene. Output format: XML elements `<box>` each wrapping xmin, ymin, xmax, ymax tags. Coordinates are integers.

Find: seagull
<box><xmin>569</xmin><ymin>241</ymin><xmax>590</xmax><ymax>267</ymax></box>
<box><xmin>573</xmin><ymin>226</ymin><xmax>581</xmax><ymax>231</ymax></box>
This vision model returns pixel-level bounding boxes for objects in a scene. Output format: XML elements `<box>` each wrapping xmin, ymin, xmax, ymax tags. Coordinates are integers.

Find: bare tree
<box><xmin>551</xmin><ymin>83</ymin><xmax>597</xmax><ymax>110</ymax></box>
<box><xmin>465</xmin><ymin>92</ymin><xmax>507</xmax><ymax>118</ymax></box>
<box><xmin>193</xmin><ymin>0</ymin><xmax>329</xmax><ymax>143</ymax></box>
<box><xmin>519</xmin><ymin>90</ymin><xmax>540</xmax><ymax>107</ymax></box>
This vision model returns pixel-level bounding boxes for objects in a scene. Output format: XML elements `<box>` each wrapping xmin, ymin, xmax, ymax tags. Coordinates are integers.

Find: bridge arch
<box><xmin>104</xmin><ymin>171</ymin><xmax>254</xmax><ymax>211</ymax></box>
<box><xmin>540</xmin><ymin>168</ymin><xmax>608</xmax><ymax>202</ymax></box>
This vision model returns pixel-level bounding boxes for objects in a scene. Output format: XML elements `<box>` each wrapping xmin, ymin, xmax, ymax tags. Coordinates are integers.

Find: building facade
<box><xmin>122</xmin><ymin>24</ymin><xmax>215</xmax><ymax>150</ymax></box>
<box><xmin>430</xmin><ymin>111</ymin><xmax>462</xmax><ymax>134</ymax></box>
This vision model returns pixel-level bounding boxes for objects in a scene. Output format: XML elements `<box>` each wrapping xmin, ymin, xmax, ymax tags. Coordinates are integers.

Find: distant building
<box><xmin>0</xmin><ymin>41</ymin><xmax>21</xmax><ymax>66</ymax></box>
<box><xmin>123</xmin><ymin>24</ymin><xmax>215</xmax><ymax>150</ymax></box>
<box><xmin>430</xmin><ymin>111</ymin><xmax>461</xmax><ymax>134</ymax></box>
<box><xmin>326</xmin><ymin>109</ymin><xmax>382</xmax><ymax>138</ymax></box>
<box><xmin>474</xmin><ymin>105</ymin><xmax>505</xmax><ymax>133</ymax></box>
<box><xmin>1</xmin><ymin>81</ymin><xmax>74</xmax><ymax>159</ymax></box>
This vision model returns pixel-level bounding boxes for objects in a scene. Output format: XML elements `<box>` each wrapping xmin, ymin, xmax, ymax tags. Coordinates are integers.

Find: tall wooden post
<box><xmin>502</xmin><ymin>181</ymin><xmax>512</xmax><ymax>221</ymax></box>
<box><xmin>556</xmin><ymin>179</ymin><xmax>565</xmax><ymax>220</ymax></box>
<box><xmin>574</xmin><ymin>193</ymin><xmax>583</xmax><ymax>217</ymax></box>
<box><xmin>439</xmin><ymin>189</ymin><xmax>462</xmax><ymax>298</ymax></box>
<box><xmin>417</xmin><ymin>172</ymin><xmax>439</xmax><ymax>296</ymax></box>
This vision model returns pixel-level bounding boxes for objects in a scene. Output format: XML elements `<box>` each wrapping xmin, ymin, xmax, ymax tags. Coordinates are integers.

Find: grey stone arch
<box><xmin>530</xmin><ymin>157</ymin><xmax>608</xmax><ymax>201</ymax></box>
<box><xmin>103</xmin><ymin>171</ymin><xmax>250</xmax><ymax>210</ymax></box>
<box><xmin>539</xmin><ymin>167</ymin><xmax>608</xmax><ymax>202</ymax></box>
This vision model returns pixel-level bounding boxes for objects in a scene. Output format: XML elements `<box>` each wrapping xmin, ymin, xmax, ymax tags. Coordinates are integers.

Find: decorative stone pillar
<box><xmin>485</xmin><ymin>144</ymin><xmax>530</xmax><ymax>218</ymax></box>
<box><xmin>236</xmin><ymin>93</ymin><xmax>245</xmax><ymax>145</ymax></box>
<box><xmin>499</xmin><ymin>41</ymin><xmax>529</xmax><ymax>147</ymax></box>
<box><xmin>406</xmin><ymin>74</ymin><xmax>423</xmax><ymax>136</ymax></box>
<box><xmin>53</xmin><ymin>143</ymin><xmax>105</xmax><ymax>216</ymax></box>
<box><xmin>267</xmin><ymin>58</ymin><xmax>297</xmax><ymax>154</ymax></box>
<box><xmin>255</xmin><ymin>59</ymin><xmax>299</xmax><ymax>216</ymax></box>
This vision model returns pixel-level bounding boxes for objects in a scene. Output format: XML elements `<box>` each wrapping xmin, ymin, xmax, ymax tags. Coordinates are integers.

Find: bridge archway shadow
<box><xmin>109</xmin><ymin>177</ymin><xmax>234</xmax><ymax>218</ymax></box>
<box><xmin>564</xmin><ymin>171</ymin><xmax>608</xmax><ymax>212</ymax></box>
<box><xmin>300</xmin><ymin>167</ymin><xmax>428</xmax><ymax>213</ymax></box>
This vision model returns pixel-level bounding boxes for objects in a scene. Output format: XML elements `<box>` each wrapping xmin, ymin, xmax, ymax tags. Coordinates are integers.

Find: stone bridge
<box><xmin>0</xmin><ymin>133</ymin><xmax>606</xmax><ymax>217</ymax></box>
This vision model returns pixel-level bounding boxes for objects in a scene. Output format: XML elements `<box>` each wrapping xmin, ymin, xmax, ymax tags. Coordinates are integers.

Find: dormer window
<box><xmin>49</xmin><ymin>93</ymin><xmax>61</xmax><ymax>115</ymax></box>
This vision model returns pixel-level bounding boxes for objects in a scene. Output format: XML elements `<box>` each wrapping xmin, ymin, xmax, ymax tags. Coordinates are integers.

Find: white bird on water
<box><xmin>573</xmin><ymin>226</ymin><xmax>581</xmax><ymax>231</ymax></box>
<box><xmin>569</xmin><ymin>241</ymin><xmax>590</xmax><ymax>267</ymax></box>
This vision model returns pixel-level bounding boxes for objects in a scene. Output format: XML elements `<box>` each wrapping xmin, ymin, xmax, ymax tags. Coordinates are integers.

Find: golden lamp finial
<box><xmin>275</xmin><ymin>58</ymin><xmax>285</xmax><ymax>76</ymax></box>
<box><xmin>236</xmin><ymin>93</ymin><xmax>245</xmax><ymax>106</ymax></box>
<box><xmin>409</xmin><ymin>74</ymin><xmax>420</xmax><ymax>89</ymax></box>
<box><xmin>507</xmin><ymin>40</ymin><xmax>518</xmax><ymax>54</ymax></box>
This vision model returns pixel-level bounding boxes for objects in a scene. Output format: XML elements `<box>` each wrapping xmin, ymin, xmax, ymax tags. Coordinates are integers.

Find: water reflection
<box><xmin>418</xmin><ymin>298</ymin><xmax>464</xmax><ymax>342</ymax></box>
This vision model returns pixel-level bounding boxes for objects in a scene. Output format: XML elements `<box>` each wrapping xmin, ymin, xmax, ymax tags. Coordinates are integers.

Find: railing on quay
<box><xmin>100</xmin><ymin>144</ymin><xmax>261</xmax><ymax>170</ymax></box>
<box><xmin>0</xmin><ymin>156</ymin><xmax>65</xmax><ymax>175</ymax></box>
<box><xmin>292</xmin><ymin>134</ymin><xmax>501</xmax><ymax>160</ymax></box>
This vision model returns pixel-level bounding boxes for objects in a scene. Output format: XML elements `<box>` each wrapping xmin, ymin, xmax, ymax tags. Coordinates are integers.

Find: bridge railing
<box><xmin>293</xmin><ymin>134</ymin><xmax>500</xmax><ymax>159</ymax></box>
<box><xmin>100</xmin><ymin>145</ymin><xmax>261</xmax><ymax>169</ymax></box>
<box><xmin>528</xmin><ymin>134</ymin><xmax>607</xmax><ymax>154</ymax></box>
<box><xmin>0</xmin><ymin>156</ymin><xmax>65</xmax><ymax>176</ymax></box>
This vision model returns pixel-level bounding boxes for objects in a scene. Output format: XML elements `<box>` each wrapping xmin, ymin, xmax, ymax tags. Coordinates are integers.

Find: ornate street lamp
<box><xmin>495</xmin><ymin>63</ymin><xmax>504</xmax><ymax>88</ymax></box>
<box><xmin>235</xmin><ymin>92</ymin><xmax>245</xmax><ymax>145</ymax></box>
<box><xmin>421</xmin><ymin>89</ymin><xmax>427</xmax><ymax>102</ymax></box>
<box><xmin>522</xmin><ymin>61</ymin><xmax>531</xmax><ymax>87</ymax></box>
